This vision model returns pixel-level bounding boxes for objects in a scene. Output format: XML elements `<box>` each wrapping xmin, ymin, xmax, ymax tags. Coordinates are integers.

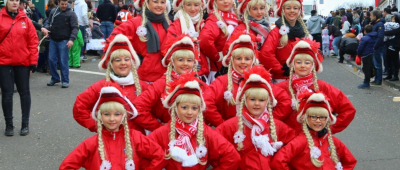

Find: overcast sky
<box><xmin>317</xmin><ymin>0</ymin><xmax>375</xmax><ymax>16</ymax></box>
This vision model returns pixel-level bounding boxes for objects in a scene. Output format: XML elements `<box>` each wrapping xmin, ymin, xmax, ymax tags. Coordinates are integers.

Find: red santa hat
<box><xmin>237</xmin><ymin>0</ymin><xmax>267</xmax><ymax>15</ymax></box>
<box><xmin>134</xmin><ymin>0</ymin><xmax>171</xmax><ymax>13</ymax></box>
<box><xmin>172</xmin><ymin>0</ymin><xmax>206</xmax><ymax>10</ymax></box>
<box><xmin>296</xmin><ymin>91</ymin><xmax>336</xmax><ymax>124</ymax></box>
<box><xmin>161</xmin><ymin>35</ymin><xmax>199</xmax><ymax>67</ymax></box>
<box><xmin>223</xmin><ymin>33</ymin><xmax>259</xmax><ymax>67</ymax></box>
<box><xmin>162</xmin><ymin>72</ymin><xmax>206</xmax><ymax>111</ymax></box>
<box><xmin>99</xmin><ymin>34</ymin><xmax>140</xmax><ymax>70</ymax></box>
<box><xmin>276</xmin><ymin>0</ymin><xmax>303</xmax><ymax>17</ymax></box>
<box><xmin>236</xmin><ymin>66</ymin><xmax>277</xmax><ymax>107</ymax></box>
<box><xmin>286</xmin><ymin>38</ymin><xmax>324</xmax><ymax>73</ymax></box>
<box><xmin>91</xmin><ymin>84</ymin><xmax>138</xmax><ymax>121</ymax></box>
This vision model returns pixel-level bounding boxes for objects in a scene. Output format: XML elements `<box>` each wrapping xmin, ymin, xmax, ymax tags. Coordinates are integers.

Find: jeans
<box><xmin>49</xmin><ymin>39</ymin><xmax>70</xmax><ymax>83</ymax></box>
<box><xmin>0</xmin><ymin>66</ymin><xmax>31</xmax><ymax>124</ymax></box>
<box><xmin>373</xmin><ymin>46</ymin><xmax>384</xmax><ymax>83</ymax></box>
<box><xmin>386</xmin><ymin>48</ymin><xmax>399</xmax><ymax>78</ymax></box>
<box><xmin>100</xmin><ymin>21</ymin><xmax>114</xmax><ymax>39</ymax></box>
<box><xmin>79</xmin><ymin>25</ymin><xmax>86</xmax><ymax>55</ymax></box>
<box><xmin>333</xmin><ymin>36</ymin><xmax>342</xmax><ymax>55</ymax></box>
<box><xmin>382</xmin><ymin>44</ymin><xmax>388</xmax><ymax>72</ymax></box>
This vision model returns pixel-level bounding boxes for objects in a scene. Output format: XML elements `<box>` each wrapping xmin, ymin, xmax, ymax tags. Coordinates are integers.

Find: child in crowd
<box><xmin>384</xmin><ymin>15</ymin><xmax>399</xmax><ymax>51</ymax></box>
<box><xmin>357</xmin><ymin>25</ymin><xmax>377</xmax><ymax>89</ymax></box>
<box><xmin>322</xmin><ymin>28</ymin><xmax>330</xmax><ymax>57</ymax></box>
<box><xmin>86</xmin><ymin>18</ymin><xmax>105</xmax><ymax>52</ymax></box>
<box><xmin>69</xmin><ymin>30</ymin><xmax>84</xmax><ymax>68</ymax></box>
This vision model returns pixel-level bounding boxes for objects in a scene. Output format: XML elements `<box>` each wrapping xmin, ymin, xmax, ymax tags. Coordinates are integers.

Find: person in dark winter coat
<box><xmin>361</xmin><ymin>11</ymin><xmax>371</xmax><ymax>33</ymax></box>
<box><xmin>346</xmin><ymin>9</ymin><xmax>353</xmax><ymax>25</ymax></box>
<box><xmin>357</xmin><ymin>25</ymin><xmax>377</xmax><ymax>89</ymax></box>
<box><xmin>384</xmin><ymin>15</ymin><xmax>400</xmax><ymax>81</ymax></box>
<box><xmin>370</xmin><ymin>10</ymin><xmax>386</xmax><ymax>85</ymax></box>
<box><xmin>339</xmin><ymin>29</ymin><xmax>359</xmax><ymax>63</ymax></box>
<box><xmin>96</xmin><ymin>0</ymin><xmax>117</xmax><ymax>39</ymax></box>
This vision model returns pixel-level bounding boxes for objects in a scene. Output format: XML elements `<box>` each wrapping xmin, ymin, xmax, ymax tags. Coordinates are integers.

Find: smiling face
<box><xmin>231</xmin><ymin>48</ymin><xmax>254</xmax><ymax>74</ymax></box>
<box><xmin>283</xmin><ymin>1</ymin><xmax>300</xmax><ymax>25</ymax></box>
<box><xmin>216</xmin><ymin>0</ymin><xmax>233</xmax><ymax>12</ymax></box>
<box><xmin>176</xmin><ymin>102</ymin><xmax>200</xmax><ymax>123</ymax></box>
<box><xmin>305</xmin><ymin>107</ymin><xmax>329</xmax><ymax>132</ymax></box>
<box><xmin>148</xmin><ymin>0</ymin><xmax>166</xmax><ymax>15</ymax></box>
<box><xmin>244</xmin><ymin>88</ymin><xmax>269</xmax><ymax>118</ymax></box>
<box><xmin>183</xmin><ymin>0</ymin><xmax>202</xmax><ymax>17</ymax></box>
<box><xmin>293</xmin><ymin>54</ymin><xmax>314</xmax><ymax>77</ymax></box>
<box><xmin>111</xmin><ymin>51</ymin><xmax>132</xmax><ymax>77</ymax></box>
<box><xmin>99</xmin><ymin>102</ymin><xmax>126</xmax><ymax>132</ymax></box>
<box><xmin>248</xmin><ymin>4</ymin><xmax>266</xmax><ymax>21</ymax></box>
<box><xmin>172</xmin><ymin>50</ymin><xmax>195</xmax><ymax>75</ymax></box>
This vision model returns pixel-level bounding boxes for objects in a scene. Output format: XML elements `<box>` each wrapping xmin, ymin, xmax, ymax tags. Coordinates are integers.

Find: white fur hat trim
<box><xmin>162</xmin><ymin>80</ymin><xmax>206</xmax><ymax>111</ymax></box>
<box><xmin>162</xmin><ymin>36</ymin><xmax>197</xmax><ymax>67</ymax></box>
<box><xmin>235</xmin><ymin>74</ymin><xmax>277</xmax><ymax>107</ymax></box>
<box><xmin>296</xmin><ymin>93</ymin><xmax>336</xmax><ymax>124</ymax></box>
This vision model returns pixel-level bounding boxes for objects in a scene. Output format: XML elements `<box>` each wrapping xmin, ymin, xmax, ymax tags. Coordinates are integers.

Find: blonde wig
<box><xmin>180</xmin><ymin>0</ymin><xmax>204</xmax><ymax>33</ymax></box>
<box><xmin>236</xmin><ymin>88</ymin><xmax>278</xmax><ymax>151</ymax></box>
<box><xmin>243</xmin><ymin>0</ymin><xmax>270</xmax><ymax>31</ymax></box>
<box><xmin>279</xmin><ymin>0</ymin><xmax>309</xmax><ymax>47</ymax></box>
<box><xmin>165</xmin><ymin>93</ymin><xmax>207</xmax><ymax>165</ymax></box>
<box><xmin>139</xmin><ymin>0</ymin><xmax>171</xmax><ymax>42</ymax></box>
<box><xmin>212</xmin><ymin>0</ymin><xmax>239</xmax><ymax>37</ymax></box>
<box><xmin>105</xmin><ymin>49</ymin><xmax>142</xmax><ymax>95</ymax></box>
<box><xmin>165</xmin><ymin>49</ymin><xmax>196</xmax><ymax>93</ymax></box>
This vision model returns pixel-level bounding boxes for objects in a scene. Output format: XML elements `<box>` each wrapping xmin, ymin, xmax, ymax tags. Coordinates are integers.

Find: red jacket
<box><xmin>271</xmin><ymin>131</ymin><xmax>357</xmax><ymax>170</ymax></box>
<box><xmin>0</xmin><ymin>8</ymin><xmax>38</xmax><ymax>67</ymax></box>
<box><xmin>109</xmin><ymin>16</ymin><xmax>167</xmax><ymax>82</ymax></box>
<box><xmin>215</xmin><ymin>117</ymin><xmax>296</xmax><ymax>170</ymax></box>
<box><xmin>147</xmin><ymin>123</ymin><xmax>241</xmax><ymax>170</ymax></box>
<box><xmin>134</xmin><ymin>75</ymin><xmax>208</xmax><ymax>130</ymax></box>
<box><xmin>164</xmin><ymin>18</ymin><xmax>209</xmax><ymax>76</ymax></box>
<box><xmin>276</xmin><ymin>80</ymin><xmax>356</xmax><ymax>134</ymax></box>
<box><xmin>59</xmin><ymin>126</ymin><xmax>165</xmax><ymax>170</ymax></box>
<box><xmin>203</xmin><ymin>74</ymin><xmax>293</xmax><ymax>127</ymax></box>
<box><xmin>73</xmin><ymin>79</ymin><xmax>154</xmax><ymax>133</ymax></box>
<box><xmin>198</xmin><ymin>14</ymin><xmax>227</xmax><ymax>72</ymax></box>
<box><xmin>259</xmin><ymin>27</ymin><xmax>299</xmax><ymax>79</ymax></box>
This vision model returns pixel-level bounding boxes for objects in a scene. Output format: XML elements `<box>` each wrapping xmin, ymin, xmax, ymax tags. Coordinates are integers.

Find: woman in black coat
<box><xmin>384</xmin><ymin>15</ymin><xmax>400</xmax><ymax>81</ymax></box>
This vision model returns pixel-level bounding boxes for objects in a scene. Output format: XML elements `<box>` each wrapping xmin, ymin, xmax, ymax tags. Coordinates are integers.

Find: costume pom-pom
<box><xmin>335</xmin><ymin>162</ymin><xmax>343</xmax><ymax>170</ymax></box>
<box><xmin>125</xmin><ymin>160</ymin><xmax>135</xmax><ymax>170</ymax></box>
<box><xmin>279</xmin><ymin>25</ymin><xmax>290</xmax><ymax>35</ymax></box>
<box><xmin>224</xmin><ymin>91</ymin><xmax>233</xmax><ymax>101</ymax></box>
<box><xmin>100</xmin><ymin>160</ymin><xmax>112</xmax><ymax>170</ymax></box>
<box><xmin>195</xmin><ymin>145</ymin><xmax>207</xmax><ymax>158</ymax></box>
<box><xmin>217</xmin><ymin>21</ymin><xmax>226</xmax><ymax>29</ymax></box>
<box><xmin>310</xmin><ymin>147</ymin><xmax>321</xmax><ymax>159</ymax></box>
<box><xmin>291</xmin><ymin>99</ymin><xmax>297</xmax><ymax>110</ymax></box>
<box><xmin>272</xmin><ymin>141</ymin><xmax>283</xmax><ymax>151</ymax></box>
<box><xmin>233</xmin><ymin>131</ymin><xmax>246</xmax><ymax>143</ymax></box>
<box><xmin>188</xmin><ymin>28</ymin><xmax>199</xmax><ymax>38</ymax></box>
<box><xmin>136</xmin><ymin>26</ymin><xmax>147</xmax><ymax>37</ymax></box>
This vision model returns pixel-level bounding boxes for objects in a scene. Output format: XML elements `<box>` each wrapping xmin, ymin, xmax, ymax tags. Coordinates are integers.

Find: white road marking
<box><xmin>69</xmin><ymin>69</ymin><xmax>105</xmax><ymax>76</ymax></box>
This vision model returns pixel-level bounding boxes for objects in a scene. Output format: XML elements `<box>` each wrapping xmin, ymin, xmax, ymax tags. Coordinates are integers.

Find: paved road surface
<box><xmin>0</xmin><ymin>55</ymin><xmax>399</xmax><ymax>169</ymax></box>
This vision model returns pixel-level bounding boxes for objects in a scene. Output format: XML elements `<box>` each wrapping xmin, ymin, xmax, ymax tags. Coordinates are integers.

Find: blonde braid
<box><xmin>164</xmin><ymin>9</ymin><xmax>171</xmax><ymax>26</ymax></box>
<box><xmin>196</xmin><ymin>111</ymin><xmax>207</xmax><ymax>165</ymax></box>
<box><xmin>288</xmin><ymin>67</ymin><xmax>298</xmax><ymax>111</ymax></box>
<box><xmin>326</xmin><ymin>123</ymin><xmax>339</xmax><ymax>165</ymax></box>
<box><xmin>298</xmin><ymin>16</ymin><xmax>309</xmax><ymax>38</ymax></box>
<box><xmin>243</xmin><ymin>10</ymin><xmax>250</xmax><ymax>32</ymax></box>
<box><xmin>182</xmin><ymin>7</ymin><xmax>191</xmax><ymax>29</ymax></box>
<box><xmin>268</xmin><ymin>102</ymin><xmax>278</xmax><ymax>142</ymax></box>
<box><xmin>139</xmin><ymin>7</ymin><xmax>149</xmax><ymax>42</ymax></box>
<box><xmin>105</xmin><ymin>65</ymin><xmax>112</xmax><ymax>81</ymax></box>
<box><xmin>279</xmin><ymin>12</ymin><xmax>289</xmax><ymax>47</ymax></box>
<box><xmin>312</xmin><ymin>68</ymin><xmax>319</xmax><ymax>91</ymax></box>
<box><xmin>265</xmin><ymin>4</ymin><xmax>270</xmax><ymax>22</ymax></box>
<box><xmin>97</xmin><ymin>111</ymin><xmax>106</xmax><ymax>161</ymax></box>
<box><xmin>131</xmin><ymin>63</ymin><xmax>142</xmax><ymax>95</ymax></box>
<box><xmin>165</xmin><ymin>102</ymin><xmax>177</xmax><ymax>159</ymax></box>
<box><xmin>165</xmin><ymin>63</ymin><xmax>174</xmax><ymax>93</ymax></box>
<box><xmin>213</xmin><ymin>3</ymin><xmax>228</xmax><ymax>37</ymax></box>
<box><xmin>236</xmin><ymin>96</ymin><xmax>246</xmax><ymax>151</ymax></box>
<box><xmin>303</xmin><ymin>121</ymin><xmax>323</xmax><ymax>167</ymax></box>
<box><xmin>196</xmin><ymin>8</ymin><xmax>204</xmax><ymax>33</ymax></box>
<box><xmin>227</xmin><ymin>61</ymin><xmax>236</xmax><ymax>105</ymax></box>
<box><xmin>232</xmin><ymin>0</ymin><xmax>239</xmax><ymax>19</ymax></box>
<box><xmin>123</xmin><ymin>115</ymin><xmax>134</xmax><ymax>161</ymax></box>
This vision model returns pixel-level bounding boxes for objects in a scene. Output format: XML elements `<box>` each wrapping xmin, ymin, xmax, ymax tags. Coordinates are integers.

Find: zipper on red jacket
<box><xmin>110</xmin><ymin>131</ymin><xmax>116</xmax><ymax>140</ymax></box>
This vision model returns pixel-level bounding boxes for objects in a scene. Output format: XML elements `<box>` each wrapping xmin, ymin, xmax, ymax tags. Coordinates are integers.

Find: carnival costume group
<box><xmin>60</xmin><ymin>0</ymin><xmax>358</xmax><ymax>169</ymax></box>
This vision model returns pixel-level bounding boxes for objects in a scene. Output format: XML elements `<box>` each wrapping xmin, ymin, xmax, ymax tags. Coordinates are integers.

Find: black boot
<box><xmin>20</xmin><ymin>123</ymin><xmax>29</xmax><ymax>136</ymax></box>
<box><xmin>384</xmin><ymin>76</ymin><xmax>393</xmax><ymax>80</ymax></box>
<box><xmin>5</xmin><ymin>124</ymin><xmax>14</xmax><ymax>136</ymax></box>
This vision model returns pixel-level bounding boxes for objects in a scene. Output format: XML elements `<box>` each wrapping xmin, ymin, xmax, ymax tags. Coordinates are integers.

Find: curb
<box><xmin>343</xmin><ymin>57</ymin><xmax>400</xmax><ymax>90</ymax></box>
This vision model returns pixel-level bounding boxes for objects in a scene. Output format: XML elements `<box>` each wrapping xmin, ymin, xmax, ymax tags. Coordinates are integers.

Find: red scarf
<box><xmin>170</xmin><ymin>70</ymin><xmax>180</xmax><ymax>81</ymax></box>
<box><xmin>214</xmin><ymin>10</ymin><xmax>239</xmax><ymax>26</ymax></box>
<box><xmin>242</xmin><ymin>107</ymin><xmax>269</xmax><ymax>132</ymax></box>
<box><xmin>231</xmin><ymin>69</ymin><xmax>243</xmax><ymax>84</ymax></box>
<box><xmin>174</xmin><ymin>116</ymin><xmax>198</xmax><ymax>155</ymax></box>
<box><xmin>292</xmin><ymin>73</ymin><xmax>314</xmax><ymax>99</ymax></box>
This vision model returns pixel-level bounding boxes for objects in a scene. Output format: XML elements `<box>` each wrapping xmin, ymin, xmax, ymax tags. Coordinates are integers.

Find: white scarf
<box><xmin>109</xmin><ymin>72</ymin><xmax>135</xmax><ymax>86</ymax></box>
<box><xmin>174</xmin><ymin>10</ymin><xmax>201</xmax><ymax>38</ymax></box>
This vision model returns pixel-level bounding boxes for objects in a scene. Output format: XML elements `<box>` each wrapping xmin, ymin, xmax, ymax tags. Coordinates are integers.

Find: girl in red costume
<box><xmin>259</xmin><ymin>0</ymin><xmax>310</xmax><ymax>83</ymax></box>
<box><xmin>215</xmin><ymin>66</ymin><xmax>296</xmax><ymax>170</ymax></box>
<box><xmin>166</xmin><ymin>0</ymin><xmax>210</xmax><ymax>80</ymax></box>
<box><xmin>107</xmin><ymin>0</ymin><xmax>171</xmax><ymax>83</ymax></box>
<box><xmin>277</xmin><ymin>39</ymin><xmax>356</xmax><ymax>135</ymax></box>
<box><xmin>134</xmin><ymin>35</ymin><xmax>204</xmax><ymax>129</ymax></box>
<box><xmin>148</xmin><ymin>72</ymin><xmax>241</xmax><ymax>169</ymax></box>
<box><xmin>199</xmin><ymin>0</ymin><xmax>239</xmax><ymax>83</ymax></box>
<box><xmin>203</xmin><ymin>33</ymin><xmax>292</xmax><ymax>127</ymax></box>
<box><xmin>229</xmin><ymin>0</ymin><xmax>271</xmax><ymax>51</ymax></box>
<box><xmin>73</xmin><ymin>34</ymin><xmax>157</xmax><ymax>133</ymax></box>
<box><xmin>271</xmin><ymin>92</ymin><xmax>357</xmax><ymax>170</ymax></box>
<box><xmin>60</xmin><ymin>86</ymin><xmax>164</xmax><ymax>170</ymax></box>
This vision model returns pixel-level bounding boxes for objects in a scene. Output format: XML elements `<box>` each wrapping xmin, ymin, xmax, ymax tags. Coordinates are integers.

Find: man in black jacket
<box><xmin>97</xmin><ymin>0</ymin><xmax>117</xmax><ymax>39</ymax></box>
<box><xmin>41</xmin><ymin>0</ymin><xmax>78</xmax><ymax>88</ymax></box>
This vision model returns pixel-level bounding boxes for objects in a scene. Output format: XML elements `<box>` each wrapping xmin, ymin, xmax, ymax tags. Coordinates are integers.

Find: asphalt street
<box><xmin>0</xmin><ymin>55</ymin><xmax>399</xmax><ymax>169</ymax></box>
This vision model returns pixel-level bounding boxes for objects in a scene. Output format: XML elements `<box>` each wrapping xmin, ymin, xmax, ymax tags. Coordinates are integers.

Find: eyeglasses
<box><xmin>308</xmin><ymin>116</ymin><xmax>327</xmax><ymax>121</ymax></box>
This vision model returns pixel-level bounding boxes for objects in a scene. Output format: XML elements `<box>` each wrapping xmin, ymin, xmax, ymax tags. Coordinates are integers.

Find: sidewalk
<box><xmin>343</xmin><ymin>56</ymin><xmax>400</xmax><ymax>90</ymax></box>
